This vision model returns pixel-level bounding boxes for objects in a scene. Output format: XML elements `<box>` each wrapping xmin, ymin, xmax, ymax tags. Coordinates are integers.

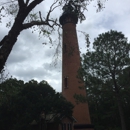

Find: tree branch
<box><xmin>25</xmin><ymin>0</ymin><xmax>30</xmax><ymax>6</ymax></box>
<box><xmin>22</xmin><ymin>21</ymin><xmax>48</xmax><ymax>30</ymax></box>
<box><xmin>22</xmin><ymin>19</ymin><xmax>60</xmax><ymax>30</ymax></box>
<box><xmin>46</xmin><ymin>0</ymin><xmax>61</xmax><ymax>21</ymax></box>
<box><xmin>48</xmin><ymin>19</ymin><xmax>60</xmax><ymax>29</ymax></box>
<box><xmin>0</xmin><ymin>36</ymin><xmax>8</xmax><ymax>46</ymax></box>
<box><xmin>22</xmin><ymin>0</ymin><xmax>61</xmax><ymax>30</ymax></box>
<box><xmin>26</xmin><ymin>0</ymin><xmax>43</xmax><ymax>14</ymax></box>
<box><xmin>39</xmin><ymin>11</ymin><xmax>43</xmax><ymax>21</ymax></box>
<box><xmin>18</xmin><ymin>0</ymin><xmax>25</xmax><ymax>8</ymax></box>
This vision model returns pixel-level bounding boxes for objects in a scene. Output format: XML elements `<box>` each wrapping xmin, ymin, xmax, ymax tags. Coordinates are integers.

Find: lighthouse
<box><xmin>59</xmin><ymin>3</ymin><xmax>93</xmax><ymax>130</ymax></box>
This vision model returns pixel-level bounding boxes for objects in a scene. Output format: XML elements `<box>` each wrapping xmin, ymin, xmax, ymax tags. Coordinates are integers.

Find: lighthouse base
<box><xmin>74</xmin><ymin>124</ymin><xmax>94</xmax><ymax>130</ymax></box>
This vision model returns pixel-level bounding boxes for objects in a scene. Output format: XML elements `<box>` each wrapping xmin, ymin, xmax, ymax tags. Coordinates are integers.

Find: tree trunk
<box><xmin>0</xmin><ymin>17</ymin><xmax>23</xmax><ymax>72</ymax></box>
<box><xmin>0</xmin><ymin>6</ymin><xmax>28</xmax><ymax>73</ymax></box>
<box><xmin>116</xmin><ymin>92</ymin><xmax>127</xmax><ymax>130</ymax></box>
<box><xmin>112</xmin><ymin>73</ymin><xmax>127</xmax><ymax>130</ymax></box>
<box><xmin>0</xmin><ymin>36</ymin><xmax>17</xmax><ymax>72</ymax></box>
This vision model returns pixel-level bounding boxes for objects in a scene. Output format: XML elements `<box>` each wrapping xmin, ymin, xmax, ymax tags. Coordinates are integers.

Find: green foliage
<box><xmin>0</xmin><ymin>78</ymin><xmax>24</xmax><ymax>105</ymax></box>
<box><xmin>81</xmin><ymin>30</ymin><xmax>130</xmax><ymax>130</ymax></box>
<box><xmin>63</xmin><ymin>0</ymin><xmax>106</xmax><ymax>22</ymax></box>
<box><xmin>0</xmin><ymin>78</ymin><xmax>73</xmax><ymax>130</ymax></box>
<box><xmin>82</xmin><ymin>30</ymin><xmax>130</xmax><ymax>85</ymax></box>
<box><xmin>86</xmin><ymin>77</ymin><xmax>122</xmax><ymax>130</ymax></box>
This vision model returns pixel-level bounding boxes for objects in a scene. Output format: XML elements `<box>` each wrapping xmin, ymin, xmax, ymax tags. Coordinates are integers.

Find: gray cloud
<box><xmin>1</xmin><ymin>0</ymin><xmax>130</xmax><ymax>92</ymax></box>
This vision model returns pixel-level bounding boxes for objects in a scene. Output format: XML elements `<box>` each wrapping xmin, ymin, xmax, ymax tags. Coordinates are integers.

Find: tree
<box><xmin>0</xmin><ymin>78</ymin><xmax>24</xmax><ymax>105</ymax></box>
<box><xmin>117</xmin><ymin>66</ymin><xmax>130</xmax><ymax>129</ymax></box>
<box><xmin>0</xmin><ymin>0</ymin><xmax>106</xmax><ymax>73</ymax></box>
<box><xmin>84</xmin><ymin>68</ymin><xmax>130</xmax><ymax>130</ymax></box>
<box><xmin>82</xmin><ymin>30</ymin><xmax>130</xmax><ymax>130</ymax></box>
<box><xmin>85</xmin><ymin>75</ymin><xmax>123</xmax><ymax>130</ymax></box>
<box><xmin>0</xmin><ymin>0</ymin><xmax>62</xmax><ymax>73</ymax></box>
<box><xmin>0</xmin><ymin>78</ymin><xmax>74</xmax><ymax>130</ymax></box>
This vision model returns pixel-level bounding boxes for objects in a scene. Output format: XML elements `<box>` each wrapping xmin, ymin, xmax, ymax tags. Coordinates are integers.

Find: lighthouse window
<box><xmin>62</xmin><ymin>123</ymin><xmax>66</xmax><ymax>130</ymax></box>
<box><xmin>68</xmin><ymin>123</ymin><xmax>72</xmax><ymax>130</ymax></box>
<box><xmin>64</xmin><ymin>77</ymin><xmax>68</xmax><ymax>88</ymax></box>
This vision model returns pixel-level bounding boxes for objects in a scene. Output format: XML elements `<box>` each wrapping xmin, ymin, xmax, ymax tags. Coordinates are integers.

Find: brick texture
<box><xmin>61</xmin><ymin>15</ymin><xmax>91</xmax><ymax>125</ymax></box>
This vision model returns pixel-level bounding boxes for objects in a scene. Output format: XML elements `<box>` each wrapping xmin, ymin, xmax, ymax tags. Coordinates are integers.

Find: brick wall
<box><xmin>61</xmin><ymin>16</ymin><xmax>91</xmax><ymax>125</ymax></box>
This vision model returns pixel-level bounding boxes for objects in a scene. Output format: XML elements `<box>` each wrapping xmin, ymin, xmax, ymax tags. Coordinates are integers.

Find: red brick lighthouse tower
<box><xmin>59</xmin><ymin>3</ymin><xmax>93</xmax><ymax>130</ymax></box>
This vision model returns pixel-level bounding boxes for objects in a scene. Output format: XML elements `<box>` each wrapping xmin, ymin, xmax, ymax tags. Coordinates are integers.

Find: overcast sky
<box><xmin>0</xmin><ymin>0</ymin><xmax>130</xmax><ymax>92</ymax></box>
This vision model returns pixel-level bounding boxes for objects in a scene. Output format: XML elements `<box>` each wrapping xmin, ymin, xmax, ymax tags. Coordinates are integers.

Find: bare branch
<box><xmin>22</xmin><ymin>18</ymin><xmax>60</xmax><ymax>30</ymax></box>
<box><xmin>26</xmin><ymin>0</ymin><xmax>43</xmax><ymax>14</ymax></box>
<box><xmin>46</xmin><ymin>0</ymin><xmax>61</xmax><ymax>21</ymax></box>
<box><xmin>0</xmin><ymin>36</ymin><xmax>8</xmax><ymax>46</ymax></box>
<box><xmin>22</xmin><ymin>21</ymin><xmax>48</xmax><ymax>30</ymax></box>
<box><xmin>39</xmin><ymin>11</ymin><xmax>43</xmax><ymax>21</ymax></box>
<box><xmin>25</xmin><ymin>0</ymin><xmax>30</xmax><ymax>6</ymax></box>
<box><xmin>52</xmin><ymin>26</ymin><xmax>62</xmax><ymax>66</ymax></box>
<box><xmin>18</xmin><ymin>0</ymin><xmax>25</xmax><ymax>8</ymax></box>
<box><xmin>48</xmin><ymin>19</ymin><xmax>60</xmax><ymax>29</ymax></box>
